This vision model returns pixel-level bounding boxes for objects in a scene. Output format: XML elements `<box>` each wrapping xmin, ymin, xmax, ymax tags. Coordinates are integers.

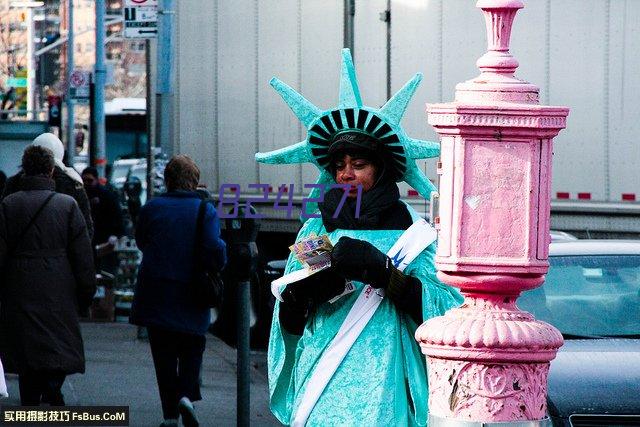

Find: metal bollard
<box><xmin>237</xmin><ymin>278</ymin><xmax>251</xmax><ymax>427</ymax></box>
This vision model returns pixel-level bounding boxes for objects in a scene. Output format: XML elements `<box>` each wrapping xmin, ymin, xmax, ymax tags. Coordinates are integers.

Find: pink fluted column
<box><xmin>417</xmin><ymin>1</ymin><xmax>569</xmax><ymax>424</ymax></box>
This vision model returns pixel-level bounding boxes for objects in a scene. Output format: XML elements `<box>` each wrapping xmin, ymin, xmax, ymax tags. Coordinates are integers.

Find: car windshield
<box><xmin>518</xmin><ymin>255</ymin><xmax>640</xmax><ymax>338</ymax></box>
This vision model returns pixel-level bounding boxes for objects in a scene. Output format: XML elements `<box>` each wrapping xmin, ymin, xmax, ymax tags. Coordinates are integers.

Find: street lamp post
<box><xmin>416</xmin><ymin>0</ymin><xmax>569</xmax><ymax>425</ymax></box>
<box><xmin>25</xmin><ymin>6</ymin><xmax>34</xmax><ymax>119</ymax></box>
<box><xmin>94</xmin><ymin>0</ymin><xmax>106</xmax><ymax>177</ymax></box>
<box><xmin>156</xmin><ymin>0</ymin><xmax>175</xmax><ymax>158</ymax></box>
<box><xmin>65</xmin><ymin>0</ymin><xmax>75</xmax><ymax>165</ymax></box>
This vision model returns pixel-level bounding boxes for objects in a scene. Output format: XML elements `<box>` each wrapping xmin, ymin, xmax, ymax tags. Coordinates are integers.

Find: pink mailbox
<box><xmin>427</xmin><ymin>0</ymin><xmax>568</xmax><ymax>275</ymax></box>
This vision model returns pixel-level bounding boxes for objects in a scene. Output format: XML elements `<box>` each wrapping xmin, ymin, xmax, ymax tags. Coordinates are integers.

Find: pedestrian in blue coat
<box><xmin>130</xmin><ymin>155</ymin><xmax>226</xmax><ymax>427</ymax></box>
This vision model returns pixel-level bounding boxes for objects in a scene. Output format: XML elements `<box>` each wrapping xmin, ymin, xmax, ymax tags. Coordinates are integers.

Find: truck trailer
<box><xmin>157</xmin><ymin>0</ymin><xmax>639</xmax><ymax>238</ymax></box>
<box><xmin>158</xmin><ymin>0</ymin><xmax>639</xmax><ymax>238</ymax></box>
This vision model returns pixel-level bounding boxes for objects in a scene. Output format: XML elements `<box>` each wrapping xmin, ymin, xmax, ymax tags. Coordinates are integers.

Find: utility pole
<box><xmin>94</xmin><ymin>0</ymin><xmax>107</xmax><ymax>177</ymax></box>
<box><xmin>65</xmin><ymin>0</ymin><xmax>74</xmax><ymax>165</ymax></box>
<box><xmin>343</xmin><ymin>0</ymin><xmax>355</xmax><ymax>55</ymax></box>
<box><xmin>26</xmin><ymin>7</ymin><xmax>35</xmax><ymax>119</ymax></box>
<box><xmin>145</xmin><ymin>38</ymin><xmax>154</xmax><ymax>200</ymax></box>
<box><xmin>89</xmin><ymin>73</ymin><xmax>96</xmax><ymax>166</ymax></box>
<box><xmin>156</xmin><ymin>0</ymin><xmax>174</xmax><ymax>158</ymax></box>
<box><xmin>384</xmin><ymin>0</ymin><xmax>391</xmax><ymax>100</ymax></box>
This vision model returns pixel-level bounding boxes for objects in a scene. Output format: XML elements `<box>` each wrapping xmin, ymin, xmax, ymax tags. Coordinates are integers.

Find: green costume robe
<box><xmin>268</xmin><ymin>205</ymin><xmax>462</xmax><ymax>426</ymax></box>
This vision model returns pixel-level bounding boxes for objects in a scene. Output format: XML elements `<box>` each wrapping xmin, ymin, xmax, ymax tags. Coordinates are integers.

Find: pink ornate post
<box><xmin>417</xmin><ymin>0</ymin><xmax>569</xmax><ymax>424</ymax></box>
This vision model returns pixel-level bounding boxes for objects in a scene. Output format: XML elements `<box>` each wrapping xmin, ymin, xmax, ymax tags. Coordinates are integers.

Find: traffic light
<box><xmin>37</xmin><ymin>52</ymin><xmax>60</xmax><ymax>85</ymax></box>
<box><xmin>36</xmin><ymin>33</ymin><xmax>61</xmax><ymax>86</ymax></box>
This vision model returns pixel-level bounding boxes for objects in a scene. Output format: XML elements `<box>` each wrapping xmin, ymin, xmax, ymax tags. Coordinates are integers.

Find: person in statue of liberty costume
<box><xmin>256</xmin><ymin>49</ymin><xmax>462</xmax><ymax>426</ymax></box>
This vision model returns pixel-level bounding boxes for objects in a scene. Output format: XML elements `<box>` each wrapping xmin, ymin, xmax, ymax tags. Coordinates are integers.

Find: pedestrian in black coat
<box><xmin>81</xmin><ymin>167</ymin><xmax>125</xmax><ymax>246</ymax></box>
<box><xmin>1</xmin><ymin>133</ymin><xmax>94</xmax><ymax>240</ymax></box>
<box><xmin>0</xmin><ymin>145</ymin><xmax>96</xmax><ymax>406</ymax></box>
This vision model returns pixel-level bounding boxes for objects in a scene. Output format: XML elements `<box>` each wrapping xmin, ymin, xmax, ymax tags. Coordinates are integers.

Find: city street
<box><xmin>1</xmin><ymin>323</ymin><xmax>278</xmax><ymax>427</ymax></box>
<box><xmin>1</xmin><ymin>0</ymin><xmax>639</xmax><ymax>424</ymax></box>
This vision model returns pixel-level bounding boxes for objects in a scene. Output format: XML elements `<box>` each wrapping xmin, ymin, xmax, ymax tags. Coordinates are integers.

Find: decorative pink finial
<box><xmin>476</xmin><ymin>0</ymin><xmax>524</xmax><ymax>76</ymax></box>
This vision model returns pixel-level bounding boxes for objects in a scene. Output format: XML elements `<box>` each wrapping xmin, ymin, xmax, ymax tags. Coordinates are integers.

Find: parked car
<box><xmin>118</xmin><ymin>157</ymin><xmax>167</xmax><ymax>207</ymax></box>
<box><xmin>550</xmin><ymin>230</ymin><xmax>578</xmax><ymax>243</ymax></box>
<box><xmin>519</xmin><ymin>240</ymin><xmax>640</xmax><ymax>426</ymax></box>
<box><xmin>110</xmin><ymin>158</ymin><xmax>143</xmax><ymax>191</ymax></box>
<box><xmin>73</xmin><ymin>154</ymin><xmax>89</xmax><ymax>175</ymax></box>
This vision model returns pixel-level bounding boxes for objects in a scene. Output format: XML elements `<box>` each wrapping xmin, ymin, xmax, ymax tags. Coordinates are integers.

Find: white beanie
<box><xmin>31</xmin><ymin>132</ymin><xmax>83</xmax><ymax>184</ymax></box>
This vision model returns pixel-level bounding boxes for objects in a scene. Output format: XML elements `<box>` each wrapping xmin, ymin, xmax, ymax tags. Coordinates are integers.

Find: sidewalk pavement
<box><xmin>2</xmin><ymin>322</ymin><xmax>279</xmax><ymax>427</ymax></box>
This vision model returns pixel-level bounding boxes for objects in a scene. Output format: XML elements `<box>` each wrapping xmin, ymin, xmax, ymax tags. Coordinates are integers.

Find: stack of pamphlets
<box><xmin>289</xmin><ymin>234</ymin><xmax>333</xmax><ymax>272</ymax></box>
<box><xmin>271</xmin><ymin>234</ymin><xmax>355</xmax><ymax>302</ymax></box>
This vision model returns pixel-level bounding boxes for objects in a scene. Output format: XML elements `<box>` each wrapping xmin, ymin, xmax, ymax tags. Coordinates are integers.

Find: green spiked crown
<box><xmin>255</xmin><ymin>49</ymin><xmax>440</xmax><ymax>214</ymax></box>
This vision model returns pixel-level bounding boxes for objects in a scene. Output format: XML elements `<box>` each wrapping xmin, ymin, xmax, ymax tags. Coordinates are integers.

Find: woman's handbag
<box><xmin>191</xmin><ymin>198</ymin><xmax>224</xmax><ymax>308</ymax></box>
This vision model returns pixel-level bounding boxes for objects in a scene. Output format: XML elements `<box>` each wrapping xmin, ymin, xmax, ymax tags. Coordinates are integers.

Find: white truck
<box><xmin>161</xmin><ymin>0</ymin><xmax>639</xmax><ymax>237</ymax></box>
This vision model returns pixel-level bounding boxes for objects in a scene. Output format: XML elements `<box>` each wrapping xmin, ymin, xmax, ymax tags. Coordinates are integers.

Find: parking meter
<box><xmin>224</xmin><ymin>204</ymin><xmax>260</xmax><ymax>281</ymax></box>
<box><xmin>224</xmin><ymin>204</ymin><xmax>259</xmax><ymax>427</ymax></box>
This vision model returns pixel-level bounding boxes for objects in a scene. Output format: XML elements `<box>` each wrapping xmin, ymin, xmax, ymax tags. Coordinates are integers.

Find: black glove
<box><xmin>331</xmin><ymin>236</ymin><xmax>392</xmax><ymax>288</ymax></box>
<box><xmin>281</xmin><ymin>267</ymin><xmax>346</xmax><ymax>308</ymax></box>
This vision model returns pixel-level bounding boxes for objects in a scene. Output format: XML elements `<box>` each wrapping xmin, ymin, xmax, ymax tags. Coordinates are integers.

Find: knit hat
<box><xmin>32</xmin><ymin>133</ymin><xmax>83</xmax><ymax>184</ymax></box>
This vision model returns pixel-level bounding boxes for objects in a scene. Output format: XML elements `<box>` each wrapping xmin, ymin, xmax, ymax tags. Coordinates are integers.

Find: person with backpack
<box><xmin>0</xmin><ymin>145</ymin><xmax>96</xmax><ymax>405</ymax></box>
